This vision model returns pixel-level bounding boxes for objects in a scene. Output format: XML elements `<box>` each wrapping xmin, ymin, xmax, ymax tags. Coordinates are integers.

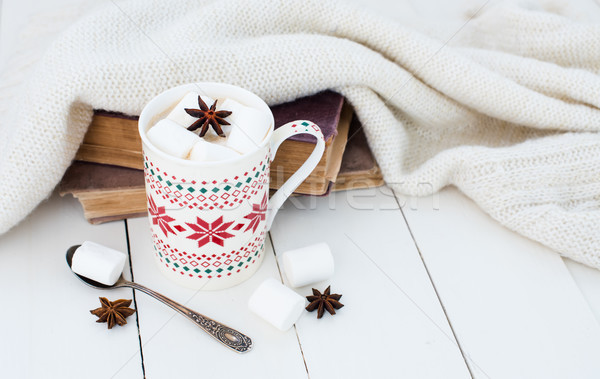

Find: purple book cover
<box><xmin>272</xmin><ymin>90</ymin><xmax>344</xmax><ymax>143</ymax></box>
<box><xmin>60</xmin><ymin>162</ymin><xmax>144</xmax><ymax>193</ymax></box>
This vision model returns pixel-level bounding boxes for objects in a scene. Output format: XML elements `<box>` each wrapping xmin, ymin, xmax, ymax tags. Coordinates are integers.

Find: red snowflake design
<box><xmin>243</xmin><ymin>193</ymin><xmax>267</xmax><ymax>233</ymax></box>
<box><xmin>148</xmin><ymin>194</ymin><xmax>176</xmax><ymax>237</ymax></box>
<box><xmin>186</xmin><ymin>216</ymin><xmax>235</xmax><ymax>247</ymax></box>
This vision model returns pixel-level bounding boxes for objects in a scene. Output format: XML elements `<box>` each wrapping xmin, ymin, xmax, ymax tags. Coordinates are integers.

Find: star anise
<box><xmin>90</xmin><ymin>297</ymin><xmax>136</xmax><ymax>329</ymax></box>
<box><xmin>305</xmin><ymin>286</ymin><xmax>344</xmax><ymax>319</ymax></box>
<box><xmin>184</xmin><ymin>96</ymin><xmax>231</xmax><ymax>137</ymax></box>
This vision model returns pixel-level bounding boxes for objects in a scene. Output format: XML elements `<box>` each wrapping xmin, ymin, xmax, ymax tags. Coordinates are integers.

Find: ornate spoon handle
<box><xmin>122</xmin><ymin>280</ymin><xmax>253</xmax><ymax>353</ymax></box>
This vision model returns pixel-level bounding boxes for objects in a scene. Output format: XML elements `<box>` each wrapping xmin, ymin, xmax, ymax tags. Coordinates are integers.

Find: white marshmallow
<box><xmin>188</xmin><ymin>138</ymin><xmax>241</xmax><ymax>162</ymax></box>
<box><xmin>166</xmin><ymin>92</ymin><xmax>215</xmax><ymax>130</ymax></box>
<box><xmin>248</xmin><ymin>278</ymin><xmax>305</xmax><ymax>331</ymax></box>
<box><xmin>147</xmin><ymin>119</ymin><xmax>199</xmax><ymax>158</ymax></box>
<box><xmin>203</xmin><ymin>132</ymin><xmax>230</xmax><ymax>147</ymax></box>
<box><xmin>281</xmin><ymin>242</ymin><xmax>334</xmax><ymax>288</ymax></box>
<box><xmin>71</xmin><ymin>241</ymin><xmax>127</xmax><ymax>286</ymax></box>
<box><xmin>211</xmin><ymin>98</ymin><xmax>233</xmax><ymax>136</ymax></box>
<box><xmin>222</xmin><ymin>99</ymin><xmax>271</xmax><ymax>153</ymax></box>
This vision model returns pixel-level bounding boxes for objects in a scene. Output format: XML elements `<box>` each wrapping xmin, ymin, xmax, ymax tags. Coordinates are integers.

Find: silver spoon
<box><xmin>66</xmin><ymin>245</ymin><xmax>252</xmax><ymax>353</ymax></box>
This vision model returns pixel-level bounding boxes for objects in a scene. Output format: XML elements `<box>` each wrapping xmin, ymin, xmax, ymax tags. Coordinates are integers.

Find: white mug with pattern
<box><xmin>138</xmin><ymin>82</ymin><xmax>325</xmax><ymax>290</ymax></box>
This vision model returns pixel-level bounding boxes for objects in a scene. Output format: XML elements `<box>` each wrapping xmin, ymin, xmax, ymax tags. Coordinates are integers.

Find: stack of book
<box><xmin>60</xmin><ymin>91</ymin><xmax>384</xmax><ymax>223</ymax></box>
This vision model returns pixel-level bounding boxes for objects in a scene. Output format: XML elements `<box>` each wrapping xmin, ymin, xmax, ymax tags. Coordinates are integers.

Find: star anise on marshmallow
<box><xmin>184</xmin><ymin>96</ymin><xmax>232</xmax><ymax>137</ymax></box>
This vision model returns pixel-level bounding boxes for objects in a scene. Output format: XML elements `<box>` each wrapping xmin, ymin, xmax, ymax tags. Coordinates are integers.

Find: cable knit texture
<box><xmin>0</xmin><ymin>0</ymin><xmax>599</xmax><ymax>269</ymax></box>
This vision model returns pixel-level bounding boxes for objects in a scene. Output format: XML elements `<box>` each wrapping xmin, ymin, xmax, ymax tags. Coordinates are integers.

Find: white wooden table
<box><xmin>2</xmin><ymin>188</ymin><xmax>600</xmax><ymax>379</ymax></box>
<box><xmin>2</xmin><ymin>1</ymin><xmax>600</xmax><ymax>378</ymax></box>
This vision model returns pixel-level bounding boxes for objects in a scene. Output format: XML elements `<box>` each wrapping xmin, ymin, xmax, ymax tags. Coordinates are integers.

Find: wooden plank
<box><xmin>400</xmin><ymin>187</ymin><xmax>600</xmax><ymax>378</ymax></box>
<box><xmin>126</xmin><ymin>216</ymin><xmax>308</xmax><ymax>378</ymax></box>
<box><xmin>564</xmin><ymin>259</ymin><xmax>600</xmax><ymax>324</ymax></box>
<box><xmin>269</xmin><ymin>187</ymin><xmax>471</xmax><ymax>379</ymax></box>
<box><xmin>0</xmin><ymin>193</ymin><xmax>142</xmax><ymax>379</ymax></box>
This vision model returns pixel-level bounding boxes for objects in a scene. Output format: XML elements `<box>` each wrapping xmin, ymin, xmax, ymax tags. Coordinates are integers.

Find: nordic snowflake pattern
<box><xmin>185</xmin><ymin>215</ymin><xmax>235</xmax><ymax>248</ymax></box>
<box><xmin>243</xmin><ymin>193</ymin><xmax>267</xmax><ymax>233</ymax></box>
<box><xmin>148</xmin><ymin>194</ymin><xmax>177</xmax><ymax>237</ymax></box>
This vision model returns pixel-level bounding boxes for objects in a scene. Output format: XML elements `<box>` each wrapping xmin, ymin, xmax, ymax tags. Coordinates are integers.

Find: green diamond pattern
<box><xmin>154</xmin><ymin>239</ymin><xmax>264</xmax><ymax>277</ymax></box>
<box><xmin>147</xmin><ymin>152</ymin><xmax>269</xmax><ymax>214</ymax></box>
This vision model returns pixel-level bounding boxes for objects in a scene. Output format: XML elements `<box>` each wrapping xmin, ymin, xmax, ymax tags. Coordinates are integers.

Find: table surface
<box><xmin>2</xmin><ymin>1</ymin><xmax>600</xmax><ymax>378</ymax></box>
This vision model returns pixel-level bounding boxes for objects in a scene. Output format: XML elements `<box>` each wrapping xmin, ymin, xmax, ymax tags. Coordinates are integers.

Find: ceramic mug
<box><xmin>138</xmin><ymin>82</ymin><xmax>325</xmax><ymax>290</ymax></box>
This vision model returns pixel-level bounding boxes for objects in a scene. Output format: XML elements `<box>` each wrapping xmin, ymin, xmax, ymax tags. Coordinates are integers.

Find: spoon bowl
<box><xmin>65</xmin><ymin>244</ymin><xmax>252</xmax><ymax>353</ymax></box>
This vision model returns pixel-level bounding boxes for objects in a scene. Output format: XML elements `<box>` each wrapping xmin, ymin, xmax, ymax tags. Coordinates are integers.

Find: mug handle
<box><xmin>265</xmin><ymin>120</ymin><xmax>326</xmax><ymax>230</ymax></box>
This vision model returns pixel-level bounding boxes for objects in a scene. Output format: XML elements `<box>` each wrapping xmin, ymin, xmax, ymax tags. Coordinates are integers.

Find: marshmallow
<box><xmin>188</xmin><ymin>138</ymin><xmax>241</xmax><ymax>162</ymax></box>
<box><xmin>223</xmin><ymin>99</ymin><xmax>271</xmax><ymax>153</ymax></box>
<box><xmin>248</xmin><ymin>278</ymin><xmax>305</xmax><ymax>331</ymax></box>
<box><xmin>71</xmin><ymin>241</ymin><xmax>127</xmax><ymax>286</ymax></box>
<box><xmin>166</xmin><ymin>92</ymin><xmax>215</xmax><ymax>130</ymax></box>
<box><xmin>281</xmin><ymin>242</ymin><xmax>334</xmax><ymax>288</ymax></box>
<box><xmin>203</xmin><ymin>132</ymin><xmax>230</xmax><ymax>147</ymax></box>
<box><xmin>147</xmin><ymin>119</ymin><xmax>199</xmax><ymax>158</ymax></box>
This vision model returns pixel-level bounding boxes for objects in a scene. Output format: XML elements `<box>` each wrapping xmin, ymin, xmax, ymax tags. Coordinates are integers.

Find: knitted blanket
<box><xmin>1</xmin><ymin>0</ymin><xmax>599</xmax><ymax>270</ymax></box>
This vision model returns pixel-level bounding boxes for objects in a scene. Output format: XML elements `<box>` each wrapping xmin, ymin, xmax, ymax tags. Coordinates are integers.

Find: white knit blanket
<box><xmin>1</xmin><ymin>0</ymin><xmax>599</xmax><ymax>270</ymax></box>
